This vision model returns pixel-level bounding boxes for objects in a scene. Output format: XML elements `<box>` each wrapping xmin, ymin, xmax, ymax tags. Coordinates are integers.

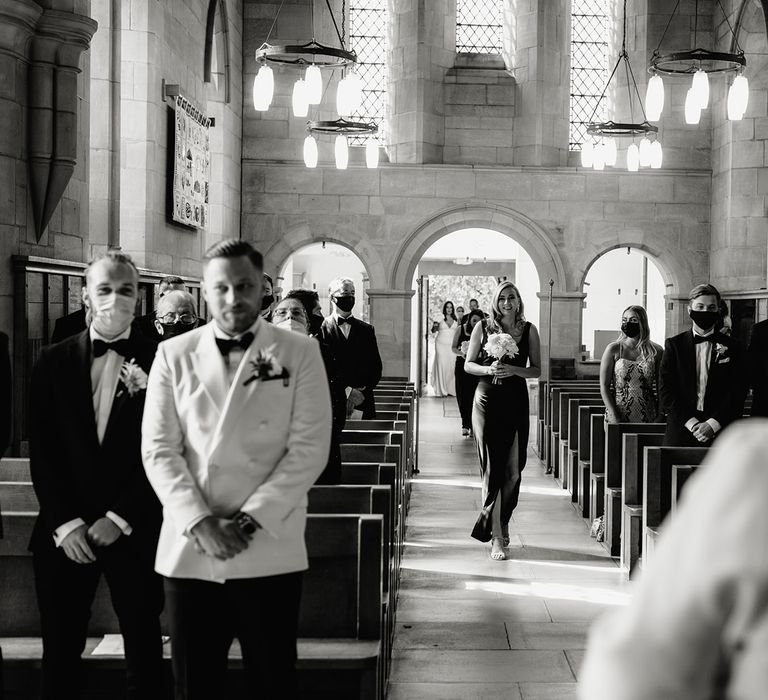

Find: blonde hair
<box><xmin>488</xmin><ymin>280</ymin><xmax>525</xmax><ymax>334</ymax></box>
<box><xmin>618</xmin><ymin>305</ymin><xmax>655</xmax><ymax>362</ymax></box>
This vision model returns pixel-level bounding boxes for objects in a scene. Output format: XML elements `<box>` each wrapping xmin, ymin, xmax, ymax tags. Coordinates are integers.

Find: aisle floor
<box><xmin>388</xmin><ymin>398</ymin><xmax>632</xmax><ymax>700</ymax></box>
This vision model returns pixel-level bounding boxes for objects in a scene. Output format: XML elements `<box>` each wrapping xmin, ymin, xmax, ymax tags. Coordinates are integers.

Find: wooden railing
<box><xmin>11</xmin><ymin>255</ymin><xmax>205</xmax><ymax>456</ymax></box>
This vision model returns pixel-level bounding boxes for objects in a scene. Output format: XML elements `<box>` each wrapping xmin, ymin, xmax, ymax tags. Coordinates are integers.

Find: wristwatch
<box><xmin>233</xmin><ymin>511</ymin><xmax>259</xmax><ymax>535</ymax></box>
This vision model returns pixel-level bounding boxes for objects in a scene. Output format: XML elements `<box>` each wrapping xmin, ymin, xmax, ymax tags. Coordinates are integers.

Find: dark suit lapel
<box><xmin>71</xmin><ymin>330</ymin><xmax>100</xmax><ymax>451</ymax></box>
<box><xmin>682</xmin><ymin>331</ymin><xmax>698</xmax><ymax>405</ymax></box>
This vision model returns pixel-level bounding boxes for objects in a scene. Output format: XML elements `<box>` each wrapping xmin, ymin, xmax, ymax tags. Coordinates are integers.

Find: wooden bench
<box><xmin>561</xmin><ymin>397</ymin><xmax>603</xmax><ymax>514</ymax></box>
<box><xmin>671</xmin><ymin>464</ymin><xmax>699</xmax><ymax>515</ymax></box>
<box><xmin>536</xmin><ymin>379</ymin><xmax>598</xmax><ymax>460</ymax></box>
<box><xmin>548</xmin><ymin>385</ymin><xmax>600</xmax><ymax>477</ymax></box>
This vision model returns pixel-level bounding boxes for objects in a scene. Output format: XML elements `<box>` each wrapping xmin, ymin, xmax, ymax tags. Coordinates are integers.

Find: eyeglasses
<box><xmin>272</xmin><ymin>308</ymin><xmax>307</xmax><ymax>321</ymax></box>
<box><xmin>159</xmin><ymin>312</ymin><xmax>198</xmax><ymax>325</ymax></box>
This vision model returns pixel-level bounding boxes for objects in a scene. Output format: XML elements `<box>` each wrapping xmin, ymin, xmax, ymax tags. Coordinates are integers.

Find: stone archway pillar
<box><xmin>536</xmin><ymin>291</ymin><xmax>586</xmax><ymax>376</ymax></box>
<box><xmin>366</xmin><ymin>288</ymin><xmax>415</xmax><ymax>378</ymax></box>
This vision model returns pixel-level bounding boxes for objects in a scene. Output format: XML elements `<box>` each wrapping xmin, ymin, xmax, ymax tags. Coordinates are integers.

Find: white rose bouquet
<box><xmin>460</xmin><ymin>340</ymin><xmax>469</xmax><ymax>356</ymax></box>
<box><xmin>483</xmin><ymin>332</ymin><xmax>519</xmax><ymax>384</ymax></box>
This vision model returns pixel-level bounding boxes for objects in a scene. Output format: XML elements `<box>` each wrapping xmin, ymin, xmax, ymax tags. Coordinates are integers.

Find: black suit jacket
<box><xmin>51</xmin><ymin>308</ymin><xmax>87</xmax><ymax>344</ymax></box>
<box><xmin>133</xmin><ymin>311</ymin><xmax>161</xmax><ymax>342</ymax></box>
<box><xmin>748</xmin><ymin>319</ymin><xmax>768</xmax><ymax>417</ymax></box>
<box><xmin>659</xmin><ymin>330</ymin><xmax>747</xmax><ymax>446</ymax></box>
<box><xmin>318</xmin><ymin>315</ymin><xmax>383</xmax><ymax>419</ymax></box>
<box><xmin>29</xmin><ymin>329</ymin><xmax>161</xmax><ymax>552</ymax></box>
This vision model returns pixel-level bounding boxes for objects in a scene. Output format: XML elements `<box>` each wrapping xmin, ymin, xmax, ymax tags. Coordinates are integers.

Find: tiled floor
<box><xmin>388</xmin><ymin>398</ymin><xmax>632</xmax><ymax>700</ymax></box>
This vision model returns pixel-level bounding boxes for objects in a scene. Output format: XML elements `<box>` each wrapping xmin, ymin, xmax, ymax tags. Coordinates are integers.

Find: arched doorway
<box><xmin>581</xmin><ymin>247</ymin><xmax>667</xmax><ymax>361</ymax></box>
<box><xmin>278</xmin><ymin>241</ymin><xmax>370</xmax><ymax>320</ymax></box>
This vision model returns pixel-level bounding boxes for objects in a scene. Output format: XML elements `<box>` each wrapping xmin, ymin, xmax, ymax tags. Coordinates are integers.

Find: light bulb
<box><xmin>627</xmin><ymin>143</ymin><xmax>640</xmax><ymax>172</ymax></box>
<box><xmin>645</xmin><ymin>73</ymin><xmax>664</xmax><ymax>121</ymax></box>
<box><xmin>335</xmin><ymin>134</ymin><xmax>348</xmax><ymax>169</ymax></box>
<box><xmin>650</xmin><ymin>140</ymin><xmax>663</xmax><ymax>169</ymax></box>
<box><xmin>292</xmin><ymin>79</ymin><xmax>309</xmax><ymax>118</ymax></box>
<box><xmin>727</xmin><ymin>75</ymin><xmax>749</xmax><ymax>120</ymax></box>
<box><xmin>303</xmin><ymin>135</ymin><xmax>318</xmax><ymax>168</ymax></box>
<box><xmin>691</xmin><ymin>69</ymin><xmax>709</xmax><ymax>109</ymax></box>
<box><xmin>252</xmin><ymin>65</ymin><xmax>274</xmax><ymax>111</ymax></box>
<box><xmin>346</xmin><ymin>72</ymin><xmax>363</xmax><ymax>113</ymax></box>
<box><xmin>604</xmin><ymin>138</ymin><xmax>617</xmax><ymax>167</ymax></box>
<box><xmin>580</xmin><ymin>141</ymin><xmax>594</xmax><ymax>168</ymax></box>
<box><xmin>365</xmin><ymin>140</ymin><xmax>379</xmax><ymax>169</ymax></box>
<box><xmin>684</xmin><ymin>88</ymin><xmax>701</xmax><ymax>125</ymax></box>
<box><xmin>305</xmin><ymin>65</ymin><xmax>322</xmax><ymax>105</ymax></box>
<box><xmin>336</xmin><ymin>76</ymin><xmax>350</xmax><ymax>115</ymax></box>
<box><xmin>592</xmin><ymin>144</ymin><xmax>605</xmax><ymax>170</ymax></box>
<box><xmin>639</xmin><ymin>137</ymin><xmax>652</xmax><ymax>167</ymax></box>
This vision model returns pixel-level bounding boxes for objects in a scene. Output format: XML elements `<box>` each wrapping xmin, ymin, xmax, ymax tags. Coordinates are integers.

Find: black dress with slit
<box><xmin>470</xmin><ymin>322</ymin><xmax>531</xmax><ymax>542</ymax></box>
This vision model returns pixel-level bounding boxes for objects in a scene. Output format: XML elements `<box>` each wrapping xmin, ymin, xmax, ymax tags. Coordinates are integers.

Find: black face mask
<box><xmin>261</xmin><ymin>294</ymin><xmax>274</xmax><ymax>311</ymax></box>
<box><xmin>334</xmin><ymin>296</ymin><xmax>355</xmax><ymax>313</ymax></box>
<box><xmin>689</xmin><ymin>309</ymin><xmax>719</xmax><ymax>331</ymax></box>
<box><xmin>159</xmin><ymin>322</ymin><xmax>193</xmax><ymax>339</ymax></box>
<box><xmin>621</xmin><ymin>321</ymin><xmax>640</xmax><ymax>338</ymax></box>
<box><xmin>308</xmin><ymin>314</ymin><xmax>323</xmax><ymax>337</ymax></box>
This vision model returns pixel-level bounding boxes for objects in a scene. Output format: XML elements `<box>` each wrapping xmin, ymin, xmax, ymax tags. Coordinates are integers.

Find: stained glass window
<box><xmin>456</xmin><ymin>0</ymin><xmax>502</xmax><ymax>54</ymax></box>
<box><xmin>570</xmin><ymin>0</ymin><xmax>609</xmax><ymax>150</ymax></box>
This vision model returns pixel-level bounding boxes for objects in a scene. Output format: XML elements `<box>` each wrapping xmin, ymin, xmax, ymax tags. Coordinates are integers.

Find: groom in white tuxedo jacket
<box><xmin>142</xmin><ymin>239</ymin><xmax>331</xmax><ymax>699</ymax></box>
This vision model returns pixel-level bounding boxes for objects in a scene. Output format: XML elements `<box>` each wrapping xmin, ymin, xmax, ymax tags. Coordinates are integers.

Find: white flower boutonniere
<box><xmin>244</xmin><ymin>344</ymin><xmax>290</xmax><ymax>387</ymax></box>
<box><xmin>119</xmin><ymin>358</ymin><xmax>148</xmax><ymax>397</ymax></box>
<box><xmin>715</xmin><ymin>342</ymin><xmax>729</xmax><ymax>362</ymax></box>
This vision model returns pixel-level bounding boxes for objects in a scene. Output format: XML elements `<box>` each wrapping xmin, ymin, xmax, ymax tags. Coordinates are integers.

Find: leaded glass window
<box><xmin>456</xmin><ymin>0</ymin><xmax>502</xmax><ymax>54</ymax></box>
<box><xmin>570</xmin><ymin>0</ymin><xmax>609</xmax><ymax>150</ymax></box>
<box><xmin>349</xmin><ymin>0</ymin><xmax>387</xmax><ymax>144</ymax></box>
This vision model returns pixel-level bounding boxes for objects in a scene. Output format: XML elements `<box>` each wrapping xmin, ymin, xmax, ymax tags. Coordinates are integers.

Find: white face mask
<box><xmin>275</xmin><ymin>318</ymin><xmax>307</xmax><ymax>335</ymax></box>
<box><xmin>90</xmin><ymin>293</ymin><xmax>136</xmax><ymax>337</ymax></box>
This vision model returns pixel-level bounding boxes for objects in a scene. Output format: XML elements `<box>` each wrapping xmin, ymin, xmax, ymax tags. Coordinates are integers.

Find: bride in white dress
<box><xmin>430</xmin><ymin>301</ymin><xmax>458</xmax><ymax>396</ymax></box>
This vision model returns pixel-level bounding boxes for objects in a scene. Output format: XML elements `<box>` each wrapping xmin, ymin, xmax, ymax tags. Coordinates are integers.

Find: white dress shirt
<box><xmin>212</xmin><ymin>318</ymin><xmax>262</xmax><ymax>387</ymax></box>
<box><xmin>52</xmin><ymin>326</ymin><xmax>134</xmax><ymax>546</ymax></box>
<box><xmin>683</xmin><ymin>328</ymin><xmax>721</xmax><ymax>435</ymax></box>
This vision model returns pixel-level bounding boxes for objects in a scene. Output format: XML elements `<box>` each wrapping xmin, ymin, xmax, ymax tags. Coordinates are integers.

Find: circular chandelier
<box><xmin>582</xmin><ymin>0</ymin><xmax>662</xmax><ymax>172</ymax></box>
<box><xmin>304</xmin><ymin>118</ymin><xmax>379</xmax><ymax>169</ymax></box>
<box><xmin>646</xmin><ymin>0</ymin><xmax>748</xmax><ymax>123</ymax></box>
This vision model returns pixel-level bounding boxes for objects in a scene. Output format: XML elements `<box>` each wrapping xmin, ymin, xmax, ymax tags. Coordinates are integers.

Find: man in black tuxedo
<box><xmin>29</xmin><ymin>251</ymin><xmax>164</xmax><ymax>700</ymax></box>
<box><xmin>319</xmin><ymin>277</ymin><xmax>382</xmax><ymax>419</ymax></box>
<box><xmin>660</xmin><ymin>284</ymin><xmax>747</xmax><ymax>447</ymax></box>
<box><xmin>134</xmin><ymin>274</ymin><xmax>186</xmax><ymax>341</ymax></box>
<box><xmin>51</xmin><ymin>280</ymin><xmax>88</xmax><ymax>344</ymax></box>
<box><xmin>748</xmin><ymin>319</ymin><xmax>768</xmax><ymax>417</ymax></box>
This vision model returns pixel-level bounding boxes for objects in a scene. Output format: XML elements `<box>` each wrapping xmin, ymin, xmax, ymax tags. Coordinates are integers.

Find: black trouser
<box><xmin>164</xmin><ymin>572</ymin><xmax>303</xmax><ymax>700</ymax></box>
<box><xmin>33</xmin><ymin>539</ymin><xmax>164</xmax><ymax>700</ymax></box>
<box><xmin>455</xmin><ymin>360</ymin><xmax>479</xmax><ymax>430</ymax></box>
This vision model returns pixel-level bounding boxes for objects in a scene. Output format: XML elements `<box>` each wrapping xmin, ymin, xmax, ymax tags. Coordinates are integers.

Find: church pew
<box><xmin>0</xmin><ymin>459</ymin><xmax>29</xmax><ymax>482</ymax></box>
<box><xmin>548</xmin><ymin>385</ymin><xmax>600</xmax><ymax>476</ymax></box>
<box><xmin>561</xmin><ymin>397</ymin><xmax>603</xmax><ymax>511</ymax></box>
<box><xmin>537</xmin><ymin>379</ymin><xmax>599</xmax><ymax>459</ymax></box>
<box><xmin>568</xmin><ymin>403</ymin><xmax>604</xmax><ymax>519</ymax></box>
<box><xmin>555</xmin><ymin>392</ymin><xmax>602</xmax><ymax>493</ymax></box>
<box><xmin>0</xmin><ymin>512</ymin><xmax>385</xmax><ymax>700</ymax></box>
<box><xmin>604</xmin><ymin>423</ymin><xmax>666</xmax><ymax>490</ymax></box>
<box><xmin>671</xmin><ymin>465</ymin><xmax>698</xmax><ymax>515</ymax></box>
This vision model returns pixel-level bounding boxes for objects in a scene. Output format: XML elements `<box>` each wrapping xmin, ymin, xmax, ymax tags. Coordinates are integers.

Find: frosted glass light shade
<box><xmin>604</xmin><ymin>138</ymin><xmax>617</xmax><ymax>167</ymax></box>
<box><xmin>691</xmin><ymin>69</ymin><xmax>709</xmax><ymax>109</ymax></box>
<box><xmin>649</xmin><ymin>140</ymin><xmax>663</xmax><ymax>169</ymax></box>
<box><xmin>684</xmin><ymin>88</ymin><xmax>701</xmax><ymax>125</ymax></box>
<box><xmin>335</xmin><ymin>134</ymin><xmax>348</xmax><ymax>169</ymax></box>
<box><xmin>627</xmin><ymin>143</ymin><xmax>640</xmax><ymax>172</ymax></box>
<box><xmin>252</xmin><ymin>65</ymin><xmax>274</xmax><ymax>111</ymax></box>
<box><xmin>592</xmin><ymin>144</ymin><xmax>605</xmax><ymax>170</ymax></box>
<box><xmin>292</xmin><ymin>79</ymin><xmax>309</xmax><ymax>118</ymax></box>
<box><xmin>580</xmin><ymin>141</ymin><xmax>594</xmax><ymax>168</ymax></box>
<box><xmin>727</xmin><ymin>75</ymin><xmax>749</xmax><ymax>120</ymax></box>
<box><xmin>303</xmin><ymin>135</ymin><xmax>318</xmax><ymax>168</ymax></box>
<box><xmin>645</xmin><ymin>74</ymin><xmax>664</xmax><ymax>121</ymax></box>
<box><xmin>365</xmin><ymin>140</ymin><xmax>379</xmax><ymax>169</ymax></box>
<box><xmin>305</xmin><ymin>65</ymin><xmax>323</xmax><ymax>105</ymax></box>
<box><xmin>639</xmin><ymin>137</ymin><xmax>652</xmax><ymax>167</ymax></box>
<box><xmin>337</xmin><ymin>72</ymin><xmax>363</xmax><ymax>116</ymax></box>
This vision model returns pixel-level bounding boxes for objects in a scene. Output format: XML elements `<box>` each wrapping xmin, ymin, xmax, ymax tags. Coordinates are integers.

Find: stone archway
<box><xmin>579</xmin><ymin>242</ymin><xmax>681</xmax><ymax>295</ymax></box>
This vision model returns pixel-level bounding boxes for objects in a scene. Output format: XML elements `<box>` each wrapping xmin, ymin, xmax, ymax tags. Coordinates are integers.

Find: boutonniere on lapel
<box><xmin>243</xmin><ymin>344</ymin><xmax>290</xmax><ymax>387</ymax></box>
<box><xmin>118</xmin><ymin>358</ymin><xmax>149</xmax><ymax>397</ymax></box>
<box><xmin>715</xmin><ymin>342</ymin><xmax>730</xmax><ymax>363</ymax></box>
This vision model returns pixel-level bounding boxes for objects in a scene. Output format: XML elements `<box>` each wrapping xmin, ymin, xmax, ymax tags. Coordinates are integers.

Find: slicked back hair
<box><xmin>689</xmin><ymin>283</ymin><xmax>721</xmax><ymax>304</ymax></box>
<box><xmin>85</xmin><ymin>249</ymin><xmax>139</xmax><ymax>285</ymax></box>
<box><xmin>285</xmin><ymin>288</ymin><xmax>320</xmax><ymax>319</ymax></box>
<box><xmin>203</xmin><ymin>239</ymin><xmax>263</xmax><ymax>270</ymax></box>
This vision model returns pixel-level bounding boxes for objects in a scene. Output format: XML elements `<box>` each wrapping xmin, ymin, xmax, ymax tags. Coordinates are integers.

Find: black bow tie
<box><xmin>694</xmin><ymin>333</ymin><xmax>716</xmax><ymax>345</ymax></box>
<box><xmin>337</xmin><ymin>317</ymin><xmax>351</xmax><ymax>326</ymax></box>
<box><xmin>215</xmin><ymin>332</ymin><xmax>254</xmax><ymax>356</ymax></box>
<box><xmin>92</xmin><ymin>338</ymin><xmax>132</xmax><ymax>358</ymax></box>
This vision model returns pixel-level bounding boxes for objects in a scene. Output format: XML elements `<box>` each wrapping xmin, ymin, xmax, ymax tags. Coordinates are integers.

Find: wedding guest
<box><xmin>29</xmin><ymin>250</ymin><xmax>163</xmax><ymax>700</ymax></box>
<box><xmin>456</xmin><ymin>306</ymin><xmax>465</xmax><ymax>325</ymax></box>
<box><xmin>469</xmin><ymin>298</ymin><xmax>480</xmax><ymax>311</ymax></box>
<box><xmin>660</xmin><ymin>283</ymin><xmax>747</xmax><ymax>447</ymax></box>
<box><xmin>285</xmin><ymin>288</ymin><xmax>324</xmax><ymax>337</ymax></box>
<box><xmin>142</xmin><ymin>239</ymin><xmax>331</xmax><ymax>700</ymax></box>
<box><xmin>579</xmin><ymin>420</ymin><xmax>768</xmax><ymax>700</ymax></box>
<box><xmin>135</xmin><ymin>275</ymin><xmax>186</xmax><ymax>341</ymax></box>
<box><xmin>748</xmin><ymin>318</ymin><xmax>768</xmax><ymax>417</ymax></box>
<box><xmin>274</xmin><ymin>295</ymin><xmax>346</xmax><ymax>484</ymax></box>
<box><xmin>154</xmin><ymin>290</ymin><xmax>200</xmax><ymax>341</ymax></box>
<box><xmin>51</xmin><ymin>279</ymin><xmax>88</xmax><ymax>343</ymax></box>
<box><xmin>719</xmin><ymin>298</ymin><xmax>733</xmax><ymax>335</ymax></box>
<box><xmin>260</xmin><ymin>273</ymin><xmax>276</xmax><ymax>320</ymax></box>
<box><xmin>430</xmin><ymin>301</ymin><xmax>458</xmax><ymax>397</ymax></box>
<box><xmin>465</xmin><ymin>281</ymin><xmax>541</xmax><ymax>560</ymax></box>
<box><xmin>600</xmin><ymin>306</ymin><xmax>663</xmax><ymax>423</ymax></box>
<box><xmin>319</xmin><ymin>277</ymin><xmax>382</xmax><ymax>419</ymax></box>
<box><xmin>452</xmin><ymin>309</ymin><xmax>484</xmax><ymax>437</ymax></box>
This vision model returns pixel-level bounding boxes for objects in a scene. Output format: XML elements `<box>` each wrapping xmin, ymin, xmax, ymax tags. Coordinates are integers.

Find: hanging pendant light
<box><xmin>580</xmin><ymin>141</ymin><xmax>594</xmax><ymax>168</ymax></box>
<box><xmin>727</xmin><ymin>74</ymin><xmax>749</xmax><ymax>120</ymax></box>
<box><xmin>337</xmin><ymin>70</ymin><xmax>363</xmax><ymax>116</ymax></box>
<box><xmin>365</xmin><ymin>140</ymin><xmax>380</xmax><ymax>169</ymax></box>
<box><xmin>684</xmin><ymin>88</ymin><xmax>701</xmax><ymax>125</ymax></box>
<box><xmin>305</xmin><ymin>64</ymin><xmax>323</xmax><ymax>105</ymax></box>
<box><xmin>639</xmin><ymin>137</ymin><xmax>652</xmax><ymax>167</ymax></box>
<box><xmin>604</xmin><ymin>138</ymin><xmax>617</xmax><ymax>167</ymax></box>
<box><xmin>645</xmin><ymin>73</ymin><xmax>664</xmax><ymax>121</ymax></box>
<box><xmin>292</xmin><ymin>79</ymin><xmax>309</xmax><ymax>117</ymax></box>
<box><xmin>252</xmin><ymin>64</ymin><xmax>274</xmax><ymax>111</ymax></box>
<box><xmin>592</xmin><ymin>144</ymin><xmax>606</xmax><ymax>171</ymax></box>
<box><xmin>303</xmin><ymin>135</ymin><xmax>318</xmax><ymax>168</ymax></box>
<box><xmin>335</xmin><ymin>134</ymin><xmax>349</xmax><ymax>169</ymax></box>
<box><xmin>626</xmin><ymin>143</ymin><xmax>640</xmax><ymax>171</ymax></box>
<box><xmin>691</xmin><ymin>68</ymin><xmax>709</xmax><ymax>109</ymax></box>
<box><xmin>649</xmin><ymin>140</ymin><xmax>663</xmax><ymax>169</ymax></box>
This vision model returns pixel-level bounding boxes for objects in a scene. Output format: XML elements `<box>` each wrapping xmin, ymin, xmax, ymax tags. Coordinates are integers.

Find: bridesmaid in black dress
<box><xmin>452</xmin><ymin>309</ymin><xmax>485</xmax><ymax>437</ymax></box>
<box><xmin>464</xmin><ymin>281</ymin><xmax>541</xmax><ymax>560</ymax></box>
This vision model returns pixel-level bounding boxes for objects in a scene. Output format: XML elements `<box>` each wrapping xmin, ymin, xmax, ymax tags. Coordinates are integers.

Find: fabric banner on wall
<box><xmin>172</xmin><ymin>95</ymin><xmax>211</xmax><ymax>229</ymax></box>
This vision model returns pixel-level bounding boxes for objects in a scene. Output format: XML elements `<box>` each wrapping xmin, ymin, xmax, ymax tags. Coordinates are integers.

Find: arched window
<box><xmin>348</xmin><ymin>0</ymin><xmax>388</xmax><ymax>143</ymax></box>
<box><xmin>455</xmin><ymin>0</ymin><xmax>502</xmax><ymax>54</ymax></box>
<box><xmin>570</xmin><ymin>0</ymin><xmax>608</xmax><ymax>150</ymax></box>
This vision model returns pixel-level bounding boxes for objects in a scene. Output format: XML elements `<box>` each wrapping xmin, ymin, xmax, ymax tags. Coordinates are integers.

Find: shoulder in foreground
<box><xmin>271</xmin><ymin>324</ymin><xmax>317</xmax><ymax>350</ymax></box>
<box><xmin>155</xmin><ymin>324</ymin><xmax>208</xmax><ymax>356</ymax></box>
<box><xmin>752</xmin><ymin>319</ymin><xmax>768</xmax><ymax>336</ymax></box>
<box><xmin>709</xmin><ymin>420</ymin><xmax>768</xmax><ymax>483</ymax></box>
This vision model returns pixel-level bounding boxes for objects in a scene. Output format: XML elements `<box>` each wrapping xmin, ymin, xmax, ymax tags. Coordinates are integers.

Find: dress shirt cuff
<box><xmin>184</xmin><ymin>512</ymin><xmax>213</xmax><ymax>538</ymax></box>
<box><xmin>685</xmin><ymin>418</ymin><xmax>699</xmax><ymax>432</ymax></box>
<box><xmin>106</xmin><ymin>511</ymin><xmax>133</xmax><ymax>536</ymax></box>
<box><xmin>53</xmin><ymin>518</ymin><xmax>86</xmax><ymax>547</ymax></box>
<box><xmin>705</xmin><ymin>418</ymin><xmax>722</xmax><ymax>434</ymax></box>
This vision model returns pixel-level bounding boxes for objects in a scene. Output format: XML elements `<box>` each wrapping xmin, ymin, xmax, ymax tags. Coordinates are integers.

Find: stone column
<box><xmin>536</xmin><ymin>291</ymin><xmax>586</xmax><ymax>375</ymax></box>
<box><xmin>366</xmin><ymin>288</ymin><xmax>415</xmax><ymax>378</ymax></box>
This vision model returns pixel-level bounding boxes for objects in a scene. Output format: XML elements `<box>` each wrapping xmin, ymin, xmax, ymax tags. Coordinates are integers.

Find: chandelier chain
<box><xmin>264</xmin><ymin>0</ymin><xmax>287</xmax><ymax>45</ymax></box>
<box><xmin>324</xmin><ymin>0</ymin><xmax>346</xmax><ymax>49</ymax></box>
<box><xmin>716</xmin><ymin>0</ymin><xmax>743</xmax><ymax>53</ymax></box>
<box><xmin>654</xmin><ymin>0</ymin><xmax>682</xmax><ymax>54</ymax></box>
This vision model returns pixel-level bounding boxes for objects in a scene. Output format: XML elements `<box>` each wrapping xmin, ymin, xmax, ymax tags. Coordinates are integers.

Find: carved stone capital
<box><xmin>0</xmin><ymin>0</ymin><xmax>43</xmax><ymax>59</ymax></box>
